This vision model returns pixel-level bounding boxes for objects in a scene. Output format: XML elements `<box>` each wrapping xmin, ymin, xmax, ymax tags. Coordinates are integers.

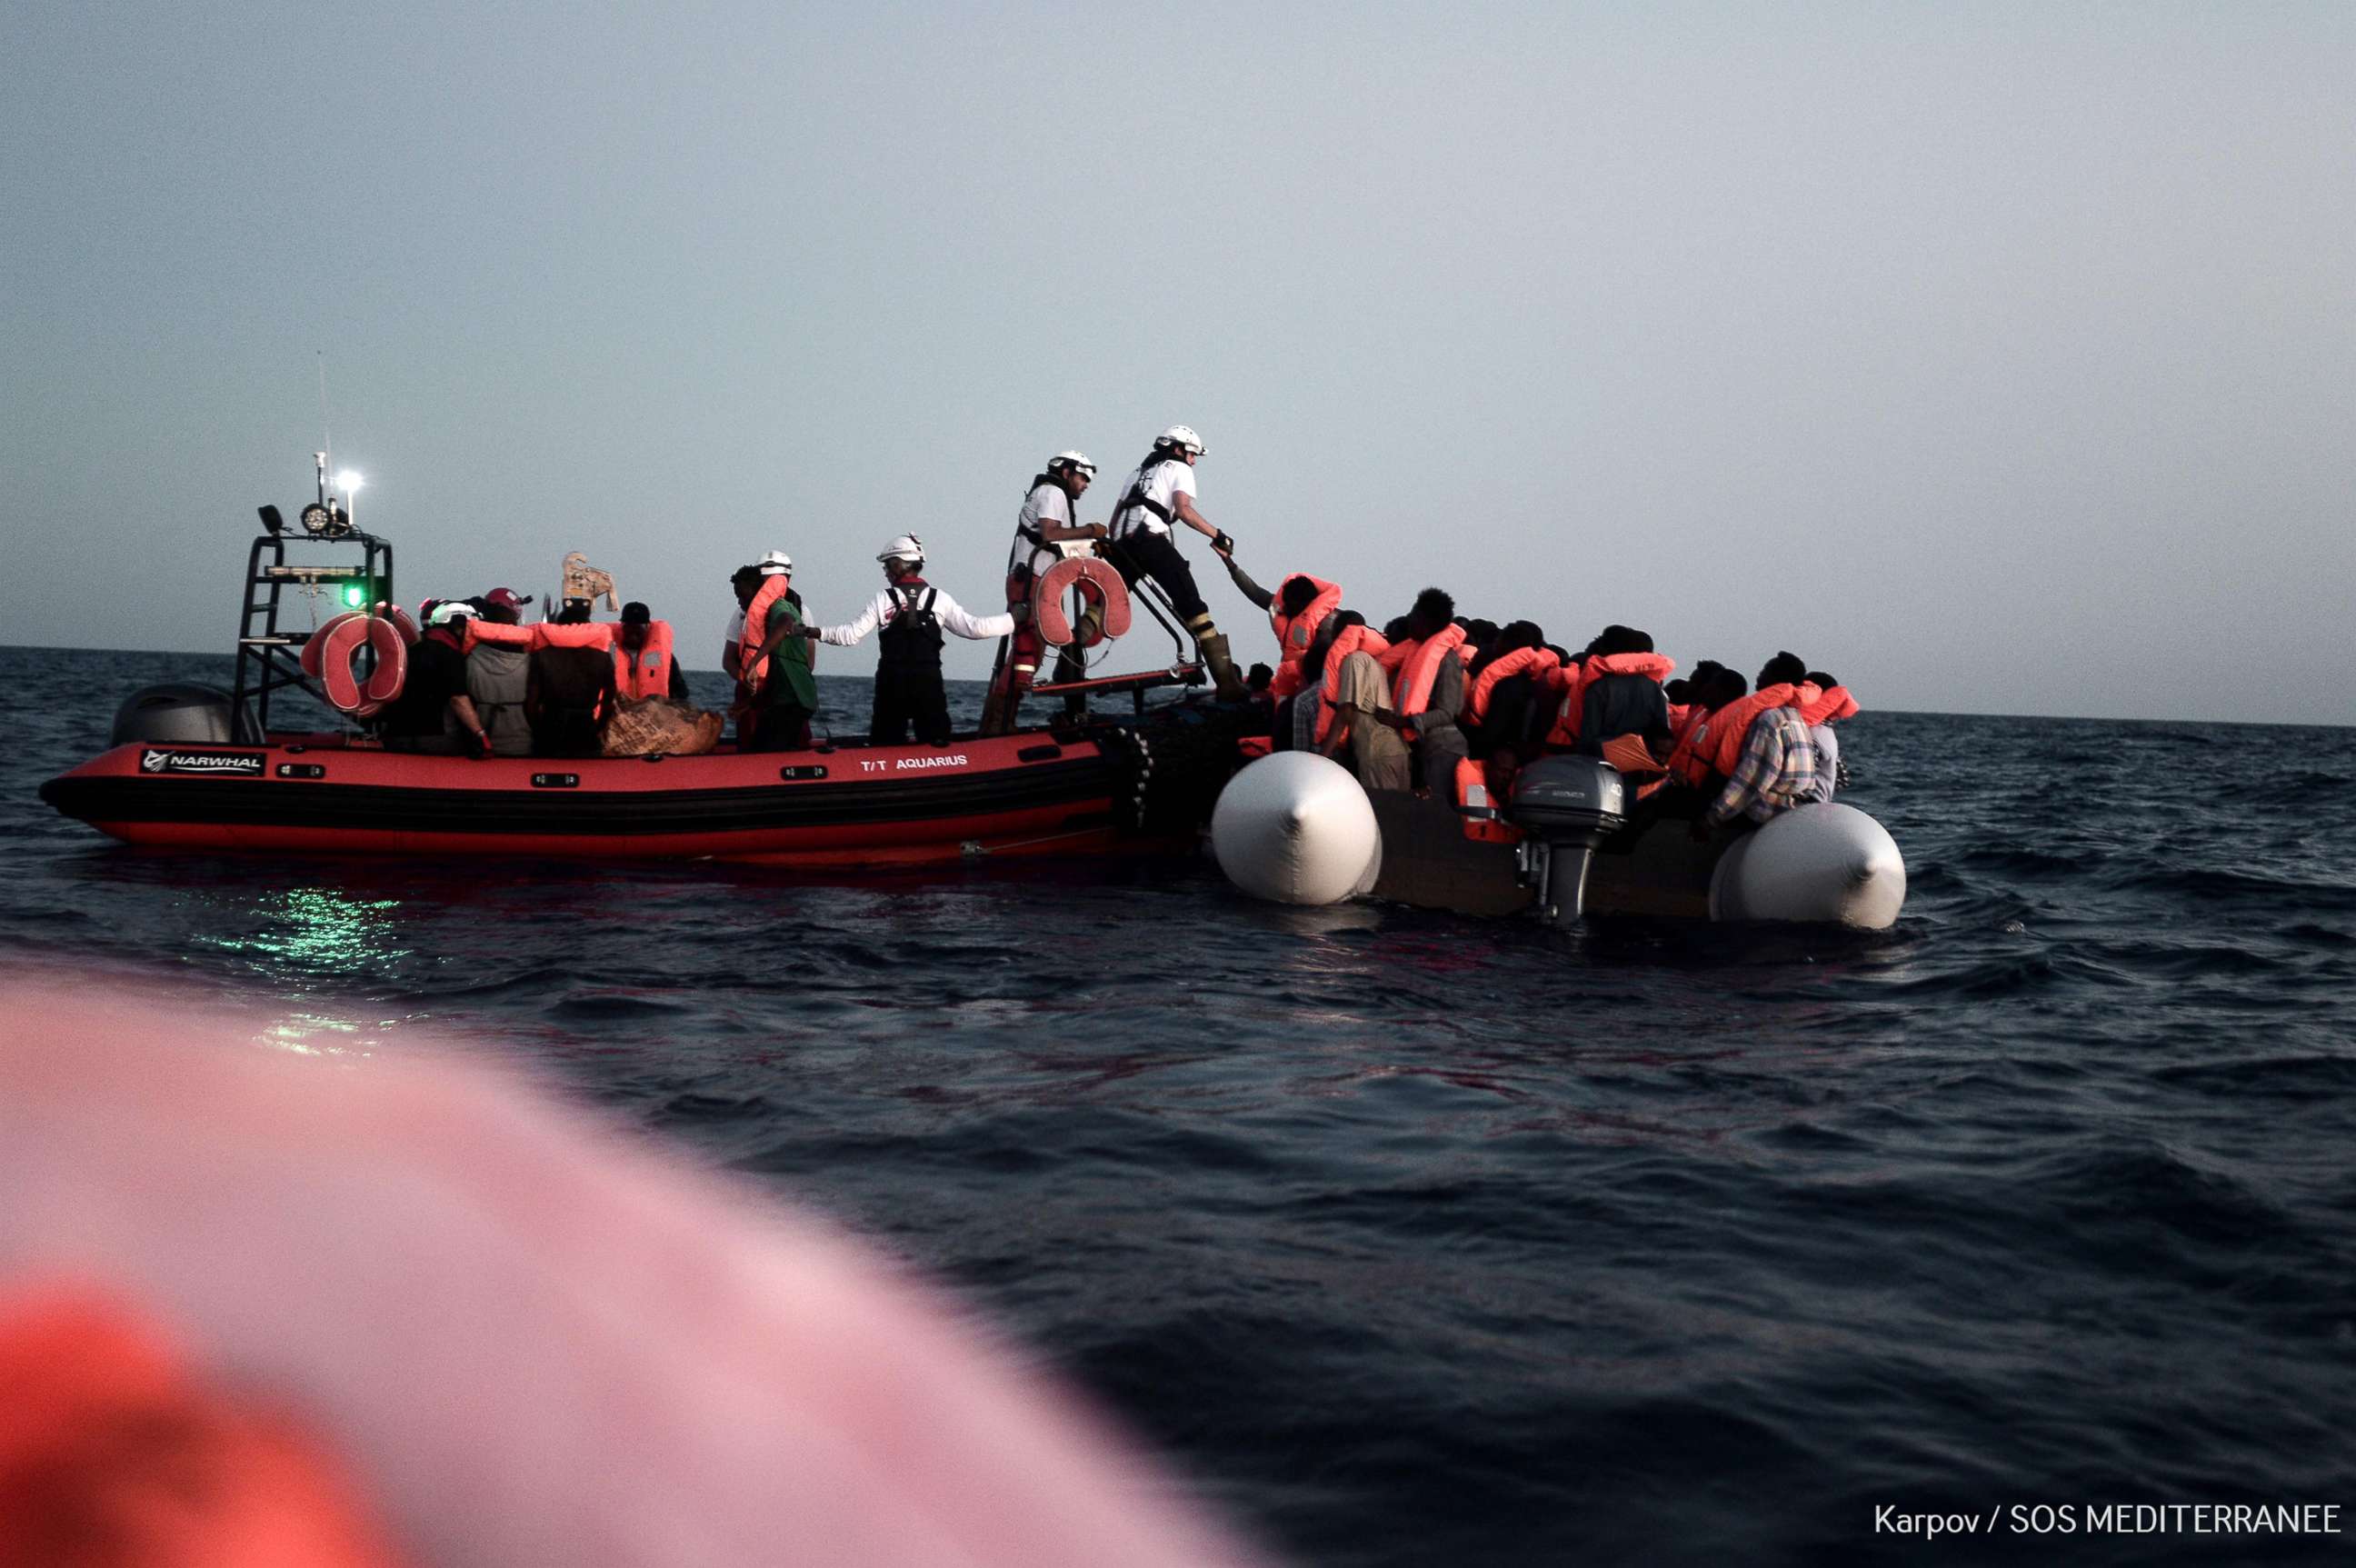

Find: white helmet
<box><xmin>1048</xmin><ymin>450</ymin><xmax>1096</xmax><ymax>477</ymax></box>
<box><xmin>1154</xmin><ymin>424</ymin><xmax>1205</xmax><ymax>456</ymax></box>
<box><xmin>877</xmin><ymin>534</ymin><xmax>925</xmax><ymax>564</ymax></box>
<box><xmin>756</xmin><ymin>549</ymin><xmax>792</xmax><ymax>574</ymax></box>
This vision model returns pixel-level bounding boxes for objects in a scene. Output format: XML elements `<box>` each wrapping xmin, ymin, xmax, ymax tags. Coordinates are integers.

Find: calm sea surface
<box><xmin>7</xmin><ymin>644</ymin><xmax>2355</xmax><ymax>1564</ymax></box>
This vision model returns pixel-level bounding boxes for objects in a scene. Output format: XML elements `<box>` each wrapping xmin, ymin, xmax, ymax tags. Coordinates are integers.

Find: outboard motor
<box><xmin>110</xmin><ymin>684</ymin><xmax>237</xmax><ymax>746</ymax></box>
<box><xmin>1508</xmin><ymin>756</ymin><xmax>1627</xmax><ymax>922</ymax></box>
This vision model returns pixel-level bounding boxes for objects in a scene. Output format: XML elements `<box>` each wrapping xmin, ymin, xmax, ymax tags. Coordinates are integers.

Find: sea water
<box><xmin>6</xmin><ymin>646</ymin><xmax>2354</xmax><ymax>1564</ymax></box>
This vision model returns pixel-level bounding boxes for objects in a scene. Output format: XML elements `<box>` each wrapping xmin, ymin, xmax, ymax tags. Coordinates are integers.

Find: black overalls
<box><xmin>872</xmin><ymin>583</ymin><xmax>950</xmax><ymax>745</ymax></box>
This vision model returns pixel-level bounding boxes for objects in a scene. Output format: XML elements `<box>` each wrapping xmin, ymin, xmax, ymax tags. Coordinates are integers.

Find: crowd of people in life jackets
<box><xmin>973</xmin><ymin>424</ymin><xmax>1862</xmax><ymax>840</ymax></box>
<box><xmin>1226</xmin><ymin>577</ymin><xmax>1860</xmax><ymax>843</ymax></box>
<box><xmin>370</xmin><ymin>420</ymin><xmax>1860</xmax><ymax>840</ymax></box>
<box><xmin>374</xmin><ymin>587</ymin><xmax>686</xmax><ymax>758</ymax></box>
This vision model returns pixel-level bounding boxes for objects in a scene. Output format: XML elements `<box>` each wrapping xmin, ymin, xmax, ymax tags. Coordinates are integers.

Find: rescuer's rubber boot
<box><xmin>1198</xmin><ymin>631</ymin><xmax>1250</xmax><ymax>703</ymax></box>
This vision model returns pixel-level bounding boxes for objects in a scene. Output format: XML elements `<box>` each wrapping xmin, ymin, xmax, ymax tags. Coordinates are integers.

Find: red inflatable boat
<box><xmin>41</xmin><ymin>729</ymin><xmax>1168</xmax><ymax>865</ymax></box>
<box><xmin>40</xmin><ymin>459</ymin><xmax>1247</xmax><ymax>864</ymax></box>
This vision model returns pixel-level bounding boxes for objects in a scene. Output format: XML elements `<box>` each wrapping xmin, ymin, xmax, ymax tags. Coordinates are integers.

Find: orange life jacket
<box><xmin>0</xmin><ymin>1288</ymin><xmax>411</xmax><ymax>1567</ymax></box>
<box><xmin>1801</xmin><ymin>684</ymin><xmax>1859</xmax><ymax>726</ymax></box>
<box><xmin>461</xmin><ymin>619</ymin><xmax>536</xmax><ymax>652</ymax></box>
<box><xmin>1313</xmin><ymin>624</ymin><xmax>1392</xmax><ymax>745</ymax></box>
<box><xmin>1703</xmin><ymin>682</ymin><xmax>1812</xmax><ymax>779</ymax></box>
<box><xmin>1465</xmin><ymin>645</ymin><xmax>1562</xmax><ymax>725</ymax></box>
<box><xmin>611</xmin><ymin>621</ymin><xmax>676</xmax><ymax>701</ymax></box>
<box><xmin>534</xmin><ymin>621</ymin><xmax>617</xmax><ymax>652</ymax></box>
<box><xmin>1453</xmin><ymin>755</ymin><xmax>1522</xmax><ymax>844</ymax></box>
<box><xmin>1546</xmin><ymin>651</ymin><xmax>1675</xmax><ymax>748</ymax></box>
<box><xmin>1390</xmin><ymin>623</ymin><xmax>1469</xmax><ymax>724</ymax></box>
<box><xmin>1265</xmin><ymin>575</ymin><xmax>1343</xmax><ymax>700</ymax></box>
<box><xmin>735</xmin><ymin>577</ymin><xmax>794</xmax><ymax>690</ymax></box>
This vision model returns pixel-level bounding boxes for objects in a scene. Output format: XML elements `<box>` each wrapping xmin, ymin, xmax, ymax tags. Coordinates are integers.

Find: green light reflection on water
<box><xmin>195</xmin><ymin>888</ymin><xmax>415</xmax><ymax>1056</ymax></box>
<box><xmin>203</xmin><ymin>888</ymin><xmax>409</xmax><ymax>975</ymax></box>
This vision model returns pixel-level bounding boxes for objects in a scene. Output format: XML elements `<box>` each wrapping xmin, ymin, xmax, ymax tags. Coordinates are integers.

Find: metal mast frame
<box><xmin>227</xmin><ymin>529</ymin><xmax>394</xmax><ymax>741</ymax></box>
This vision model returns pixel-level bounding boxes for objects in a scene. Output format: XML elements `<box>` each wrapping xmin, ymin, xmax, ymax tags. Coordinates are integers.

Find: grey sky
<box><xmin>5</xmin><ymin>3</ymin><xmax>2351</xmax><ymax>723</ymax></box>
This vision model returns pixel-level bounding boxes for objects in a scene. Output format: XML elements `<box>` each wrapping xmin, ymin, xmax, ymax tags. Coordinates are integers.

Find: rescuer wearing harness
<box><xmin>1106</xmin><ymin>425</ymin><xmax>1249</xmax><ymax>702</ymax></box>
<box><xmin>982</xmin><ymin>452</ymin><xmax>1106</xmax><ymax>734</ymax></box>
<box><xmin>796</xmin><ymin>534</ymin><xmax>1017</xmax><ymax>745</ymax></box>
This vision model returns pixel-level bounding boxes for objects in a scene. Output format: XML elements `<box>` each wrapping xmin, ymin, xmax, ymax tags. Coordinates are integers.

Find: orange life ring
<box><xmin>372</xmin><ymin>603</ymin><xmax>419</xmax><ymax>644</ymax></box>
<box><xmin>1031</xmin><ymin>557</ymin><xmax>1131</xmax><ymax>648</ymax></box>
<box><xmin>299</xmin><ymin>612</ymin><xmax>364</xmax><ymax>679</ymax></box>
<box><xmin>317</xmin><ymin>614</ymin><xmax>407</xmax><ymax>715</ymax></box>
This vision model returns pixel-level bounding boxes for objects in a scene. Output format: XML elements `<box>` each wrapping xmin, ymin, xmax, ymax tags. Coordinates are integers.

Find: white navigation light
<box><xmin>335</xmin><ymin>471</ymin><xmax>364</xmax><ymax>494</ymax></box>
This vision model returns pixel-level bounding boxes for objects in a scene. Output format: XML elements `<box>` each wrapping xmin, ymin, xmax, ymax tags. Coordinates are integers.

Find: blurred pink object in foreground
<box><xmin>0</xmin><ymin>977</ymin><xmax>1268</xmax><ymax>1568</ymax></box>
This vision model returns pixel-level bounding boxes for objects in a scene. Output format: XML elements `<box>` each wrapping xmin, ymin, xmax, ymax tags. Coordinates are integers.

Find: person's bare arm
<box><xmin>1221</xmin><ymin>556</ymin><xmax>1273</xmax><ymax>610</ymax></box>
<box><xmin>1170</xmin><ymin>493</ymin><xmax>1222</xmax><ymax>543</ymax></box>
<box><xmin>448</xmin><ymin>694</ymin><xmax>488</xmax><ymax>754</ymax></box>
<box><xmin>1319</xmin><ymin>704</ymin><xmax>1364</xmax><ymax>758</ymax></box>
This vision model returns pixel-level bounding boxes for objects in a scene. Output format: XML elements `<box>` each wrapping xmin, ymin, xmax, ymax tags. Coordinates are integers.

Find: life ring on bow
<box><xmin>372</xmin><ymin>602</ymin><xmax>419</xmax><ymax>644</ymax></box>
<box><xmin>1031</xmin><ymin>556</ymin><xmax>1131</xmax><ymax>648</ymax></box>
<box><xmin>314</xmin><ymin>613</ymin><xmax>408</xmax><ymax>715</ymax></box>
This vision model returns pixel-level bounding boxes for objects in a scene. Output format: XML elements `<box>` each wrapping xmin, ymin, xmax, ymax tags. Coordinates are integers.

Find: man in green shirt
<box><xmin>744</xmin><ymin>560</ymin><xmax>818</xmax><ymax>752</ymax></box>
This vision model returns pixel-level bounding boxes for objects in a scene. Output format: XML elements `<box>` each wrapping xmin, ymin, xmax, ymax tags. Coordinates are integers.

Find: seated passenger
<box><xmin>1380</xmin><ymin>588</ymin><xmax>1469</xmax><ymax>794</ymax></box>
<box><xmin>1700</xmin><ymin>687</ymin><xmax>1817</xmax><ymax>836</ymax></box>
<box><xmin>1799</xmin><ymin>670</ymin><xmax>1858</xmax><ymax>801</ymax></box>
<box><xmin>1458</xmin><ymin>619</ymin><xmax>1501</xmax><ymax>666</ymax></box>
<box><xmin>613</xmin><ymin>602</ymin><xmax>690</xmax><ymax>703</ymax></box>
<box><xmin>382</xmin><ymin>602</ymin><xmax>491</xmax><ymax>757</ymax></box>
<box><xmin>1571</xmin><ymin>624</ymin><xmax>1674</xmax><ymax>763</ymax></box>
<box><xmin>1464</xmin><ymin>621</ymin><xmax>1552</xmax><ymax>761</ymax></box>
<box><xmin>1652</xmin><ymin>665</ymin><xmax>1748</xmax><ymax>816</ymax></box>
<box><xmin>1321</xmin><ymin>637</ymin><xmax>1410</xmax><ymax>794</ymax></box>
<box><xmin>464</xmin><ymin>589</ymin><xmax>536</xmax><ymax>757</ymax></box>
<box><xmin>1284</xmin><ymin>612</ymin><xmax>1361</xmax><ymax>753</ymax></box>
<box><xmin>527</xmin><ymin>617</ymin><xmax>617</xmax><ymax>758</ymax></box>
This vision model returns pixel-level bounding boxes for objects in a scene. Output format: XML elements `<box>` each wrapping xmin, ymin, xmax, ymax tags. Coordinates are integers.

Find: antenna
<box><xmin>316</xmin><ymin>351</ymin><xmax>332</xmax><ymax>479</ymax></box>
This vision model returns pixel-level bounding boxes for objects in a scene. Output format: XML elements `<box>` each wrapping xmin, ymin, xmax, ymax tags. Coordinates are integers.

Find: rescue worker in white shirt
<box><xmin>1105</xmin><ymin>425</ymin><xmax>1249</xmax><ymax>702</ymax></box>
<box><xmin>981</xmin><ymin>451</ymin><xmax>1106</xmax><ymax>735</ymax></box>
<box><xmin>791</xmin><ymin>534</ymin><xmax>1018</xmax><ymax>745</ymax></box>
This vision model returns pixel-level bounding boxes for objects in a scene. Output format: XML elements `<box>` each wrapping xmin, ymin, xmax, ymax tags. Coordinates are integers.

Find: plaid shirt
<box><xmin>1708</xmin><ymin>706</ymin><xmax>1817</xmax><ymax>825</ymax></box>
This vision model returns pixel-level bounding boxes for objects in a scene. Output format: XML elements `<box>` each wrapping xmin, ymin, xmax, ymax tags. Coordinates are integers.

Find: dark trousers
<box><xmin>1109</xmin><ymin>529</ymin><xmax>1209</xmax><ymax>623</ymax></box>
<box><xmin>1416</xmin><ymin>724</ymin><xmax>1468</xmax><ymax>796</ymax></box>
<box><xmin>531</xmin><ymin>712</ymin><xmax>604</xmax><ymax>758</ymax></box>
<box><xmin>873</xmin><ymin>664</ymin><xmax>952</xmax><ymax>745</ymax></box>
<box><xmin>744</xmin><ymin>702</ymin><xmax>814</xmax><ymax>753</ymax></box>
